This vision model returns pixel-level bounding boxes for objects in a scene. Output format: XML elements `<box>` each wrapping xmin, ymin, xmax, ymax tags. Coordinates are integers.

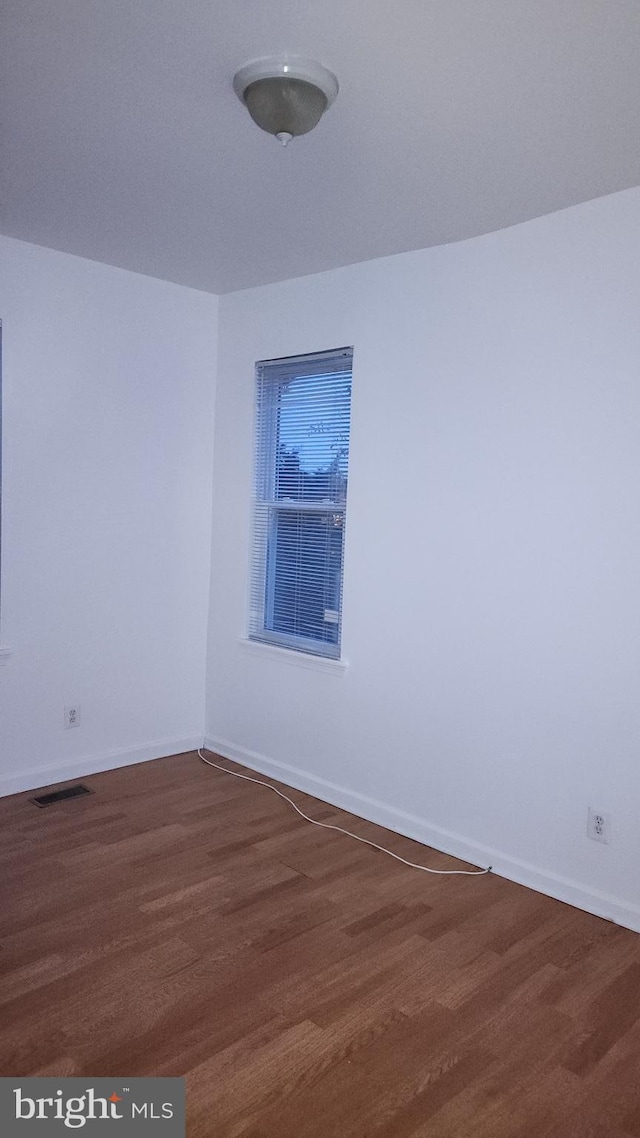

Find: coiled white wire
<box><xmin>197</xmin><ymin>749</ymin><xmax>491</xmax><ymax>877</ymax></box>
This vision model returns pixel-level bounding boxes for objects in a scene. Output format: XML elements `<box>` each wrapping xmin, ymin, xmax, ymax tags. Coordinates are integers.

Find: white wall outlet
<box><xmin>587</xmin><ymin>807</ymin><xmax>611</xmax><ymax>844</ymax></box>
<box><xmin>64</xmin><ymin>704</ymin><xmax>81</xmax><ymax>729</ymax></box>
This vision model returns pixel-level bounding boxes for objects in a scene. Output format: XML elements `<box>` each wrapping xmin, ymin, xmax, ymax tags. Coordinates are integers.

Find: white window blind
<box><xmin>249</xmin><ymin>347</ymin><xmax>353</xmax><ymax>659</ymax></box>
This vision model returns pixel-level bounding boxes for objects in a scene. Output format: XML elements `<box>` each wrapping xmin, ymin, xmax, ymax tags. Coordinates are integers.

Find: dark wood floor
<box><xmin>1</xmin><ymin>751</ymin><xmax>640</xmax><ymax>1136</ymax></box>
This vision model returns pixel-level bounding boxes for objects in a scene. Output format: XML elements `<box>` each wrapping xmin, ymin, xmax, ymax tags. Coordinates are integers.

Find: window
<box><xmin>249</xmin><ymin>347</ymin><xmax>353</xmax><ymax>659</ymax></box>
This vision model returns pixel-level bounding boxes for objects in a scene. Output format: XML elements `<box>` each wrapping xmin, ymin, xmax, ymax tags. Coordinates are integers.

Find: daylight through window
<box><xmin>249</xmin><ymin>347</ymin><xmax>353</xmax><ymax>659</ymax></box>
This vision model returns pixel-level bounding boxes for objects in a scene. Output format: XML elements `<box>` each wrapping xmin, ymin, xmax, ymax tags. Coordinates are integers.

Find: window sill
<box><xmin>238</xmin><ymin>638</ymin><xmax>347</xmax><ymax>675</ymax></box>
<box><xmin>0</xmin><ymin>647</ymin><xmax>12</xmax><ymax>666</ymax></box>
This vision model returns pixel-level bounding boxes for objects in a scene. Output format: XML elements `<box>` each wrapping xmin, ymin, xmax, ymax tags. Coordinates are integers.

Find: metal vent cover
<box><xmin>30</xmin><ymin>784</ymin><xmax>93</xmax><ymax>808</ymax></box>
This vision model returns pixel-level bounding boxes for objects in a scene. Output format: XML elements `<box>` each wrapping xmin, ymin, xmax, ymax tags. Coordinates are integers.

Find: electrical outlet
<box><xmin>64</xmin><ymin>704</ymin><xmax>81</xmax><ymax>729</ymax></box>
<box><xmin>587</xmin><ymin>807</ymin><xmax>611</xmax><ymax>844</ymax></box>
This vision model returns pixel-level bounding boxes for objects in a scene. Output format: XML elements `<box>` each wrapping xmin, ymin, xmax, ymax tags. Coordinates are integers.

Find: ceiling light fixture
<box><xmin>233</xmin><ymin>56</ymin><xmax>339</xmax><ymax>146</ymax></box>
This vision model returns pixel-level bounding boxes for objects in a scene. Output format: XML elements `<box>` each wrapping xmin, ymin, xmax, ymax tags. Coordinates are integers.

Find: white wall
<box><xmin>206</xmin><ymin>187</ymin><xmax>640</xmax><ymax>933</ymax></box>
<box><xmin>0</xmin><ymin>236</ymin><xmax>217</xmax><ymax>794</ymax></box>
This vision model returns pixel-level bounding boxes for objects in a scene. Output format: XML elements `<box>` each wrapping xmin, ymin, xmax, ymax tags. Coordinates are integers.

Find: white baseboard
<box><xmin>0</xmin><ymin>735</ymin><xmax>203</xmax><ymax>798</ymax></box>
<box><xmin>204</xmin><ymin>735</ymin><xmax>640</xmax><ymax>936</ymax></box>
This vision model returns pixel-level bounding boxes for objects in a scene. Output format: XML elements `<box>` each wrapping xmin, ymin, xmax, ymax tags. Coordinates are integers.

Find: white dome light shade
<box><xmin>233</xmin><ymin>57</ymin><xmax>339</xmax><ymax>145</ymax></box>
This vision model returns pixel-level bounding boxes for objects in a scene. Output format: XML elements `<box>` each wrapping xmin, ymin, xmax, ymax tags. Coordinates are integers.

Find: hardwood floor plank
<box><xmin>1</xmin><ymin>749</ymin><xmax>639</xmax><ymax>1137</ymax></box>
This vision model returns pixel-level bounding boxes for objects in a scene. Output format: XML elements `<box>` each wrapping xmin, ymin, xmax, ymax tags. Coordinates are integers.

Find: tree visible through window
<box><xmin>249</xmin><ymin>347</ymin><xmax>353</xmax><ymax>658</ymax></box>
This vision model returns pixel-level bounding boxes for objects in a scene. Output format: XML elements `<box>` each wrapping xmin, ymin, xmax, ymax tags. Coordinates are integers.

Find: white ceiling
<box><xmin>2</xmin><ymin>0</ymin><xmax>640</xmax><ymax>294</ymax></box>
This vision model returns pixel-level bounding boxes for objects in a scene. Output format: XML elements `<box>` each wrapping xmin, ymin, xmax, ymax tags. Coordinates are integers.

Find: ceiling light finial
<box><xmin>233</xmin><ymin>56</ymin><xmax>339</xmax><ymax>145</ymax></box>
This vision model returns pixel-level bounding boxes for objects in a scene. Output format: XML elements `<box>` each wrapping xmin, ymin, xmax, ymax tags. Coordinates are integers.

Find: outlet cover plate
<box><xmin>64</xmin><ymin>704</ymin><xmax>81</xmax><ymax>729</ymax></box>
<box><xmin>587</xmin><ymin>807</ymin><xmax>611</xmax><ymax>844</ymax></box>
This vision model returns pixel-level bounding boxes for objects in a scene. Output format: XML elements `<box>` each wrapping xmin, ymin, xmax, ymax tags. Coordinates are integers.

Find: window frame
<box><xmin>249</xmin><ymin>347</ymin><xmax>353</xmax><ymax>661</ymax></box>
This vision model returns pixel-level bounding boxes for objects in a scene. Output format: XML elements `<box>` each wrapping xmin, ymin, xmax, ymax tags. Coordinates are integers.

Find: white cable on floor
<box><xmin>197</xmin><ymin>749</ymin><xmax>491</xmax><ymax>877</ymax></box>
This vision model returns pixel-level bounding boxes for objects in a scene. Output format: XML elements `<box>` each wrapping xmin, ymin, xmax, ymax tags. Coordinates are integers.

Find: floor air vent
<box><xmin>31</xmin><ymin>784</ymin><xmax>93</xmax><ymax>808</ymax></box>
